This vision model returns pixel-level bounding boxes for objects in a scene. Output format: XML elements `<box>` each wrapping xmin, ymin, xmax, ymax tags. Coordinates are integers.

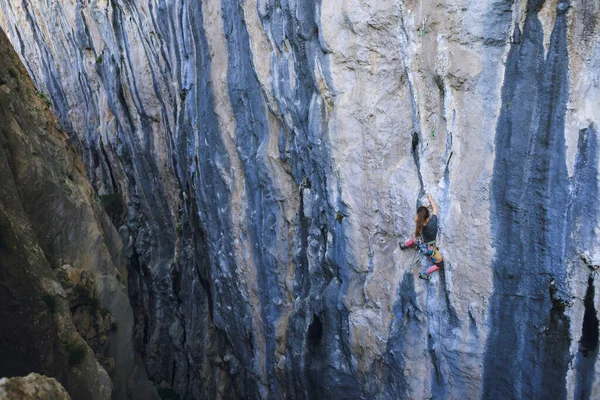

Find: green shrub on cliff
<box><xmin>65</xmin><ymin>339</ymin><xmax>87</xmax><ymax>366</ymax></box>
<box><xmin>42</xmin><ymin>293</ymin><xmax>57</xmax><ymax>313</ymax></box>
<box><xmin>35</xmin><ymin>91</ymin><xmax>51</xmax><ymax>107</ymax></box>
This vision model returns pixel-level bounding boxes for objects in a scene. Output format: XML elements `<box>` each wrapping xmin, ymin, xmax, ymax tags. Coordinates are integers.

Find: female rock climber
<box><xmin>400</xmin><ymin>194</ymin><xmax>443</xmax><ymax>281</ymax></box>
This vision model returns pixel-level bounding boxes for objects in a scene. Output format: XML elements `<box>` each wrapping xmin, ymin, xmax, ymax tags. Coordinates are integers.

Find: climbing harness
<box><xmin>416</xmin><ymin>237</ymin><xmax>442</xmax><ymax>264</ymax></box>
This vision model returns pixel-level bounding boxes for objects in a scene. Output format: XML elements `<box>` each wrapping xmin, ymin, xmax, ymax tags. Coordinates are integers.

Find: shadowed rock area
<box><xmin>0</xmin><ymin>26</ymin><xmax>157</xmax><ymax>400</ymax></box>
<box><xmin>0</xmin><ymin>0</ymin><xmax>599</xmax><ymax>399</ymax></box>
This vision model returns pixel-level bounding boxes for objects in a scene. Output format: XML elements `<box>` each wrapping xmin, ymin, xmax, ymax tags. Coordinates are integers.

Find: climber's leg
<box><xmin>419</xmin><ymin>261</ymin><xmax>443</xmax><ymax>281</ymax></box>
<box><xmin>418</xmin><ymin>266</ymin><xmax>437</xmax><ymax>281</ymax></box>
<box><xmin>400</xmin><ymin>238</ymin><xmax>416</xmax><ymax>250</ymax></box>
<box><xmin>425</xmin><ymin>264</ymin><xmax>439</xmax><ymax>274</ymax></box>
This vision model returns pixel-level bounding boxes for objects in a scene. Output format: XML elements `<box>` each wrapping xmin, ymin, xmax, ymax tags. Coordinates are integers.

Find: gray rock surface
<box><xmin>0</xmin><ymin>0</ymin><xmax>598</xmax><ymax>399</ymax></box>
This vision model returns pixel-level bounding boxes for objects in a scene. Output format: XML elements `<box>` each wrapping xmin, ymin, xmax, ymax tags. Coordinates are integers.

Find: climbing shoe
<box><xmin>419</xmin><ymin>272</ymin><xmax>431</xmax><ymax>281</ymax></box>
<box><xmin>400</xmin><ymin>243</ymin><xmax>407</xmax><ymax>250</ymax></box>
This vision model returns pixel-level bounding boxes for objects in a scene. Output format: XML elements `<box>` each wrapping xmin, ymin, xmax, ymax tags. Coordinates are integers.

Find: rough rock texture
<box><xmin>0</xmin><ymin>373</ymin><xmax>71</xmax><ymax>400</ymax></box>
<box><xmin>0</xmin><ymin>0</ymin><xmax>598</xmax><ymax>399</ymax></box>
<box><xmin>0</xmin><ymin>27</ymin><xmax>156</xmax><ymax>400</ymax></box>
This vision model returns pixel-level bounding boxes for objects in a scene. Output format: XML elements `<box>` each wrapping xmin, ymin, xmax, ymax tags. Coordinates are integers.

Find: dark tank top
<box><xmin>422</xmin><ymin>215</ymin><xmax>438</xmax><ymax>242</ymax></box>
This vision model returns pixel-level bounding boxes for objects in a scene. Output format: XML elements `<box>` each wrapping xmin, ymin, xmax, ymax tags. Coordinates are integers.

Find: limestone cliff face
<box><xmin>0</xmin><ymin>0</ymin><xmax>598</xmax><ymax>399</ymax></box>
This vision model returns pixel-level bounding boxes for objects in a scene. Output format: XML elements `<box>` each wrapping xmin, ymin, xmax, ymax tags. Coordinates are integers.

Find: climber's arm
<box><xmin>428</xmin><ymin>194</ymin><xmax>438</xmax><ymax>216</ymax></box>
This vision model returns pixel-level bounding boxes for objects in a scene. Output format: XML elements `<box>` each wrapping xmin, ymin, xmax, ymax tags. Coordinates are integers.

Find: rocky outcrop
<box><xmin>0</xmin><ymin>27</ymin><xmax>155</xmax><ymax>400</ymax></box>
<box><xmin>0</xmin><ymin>0</ymin><xmax>598</xmax><ymax>399</ymax></box>
<box><xmin>57</xmin><ymin>265</ymin><xmax>117</xmax><ymax>374</ymax></box>
<box><xmin>0</xmin><ymin>373</ymin><xmax>71</xmax><ymax>400</ymax></box>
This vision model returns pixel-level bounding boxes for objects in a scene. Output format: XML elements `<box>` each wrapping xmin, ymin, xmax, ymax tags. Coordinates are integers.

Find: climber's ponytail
<box><xmin>414</xmin><ymin>206</ymin><xmax>430</xmax><ymax>237</ymax></box>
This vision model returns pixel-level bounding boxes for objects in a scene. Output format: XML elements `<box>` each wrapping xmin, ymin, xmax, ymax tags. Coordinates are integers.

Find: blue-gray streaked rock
<box><xmin>484</xmin><ymin>2</ymin><xmax>572</xmax><ymax>397</ymax></box>
<box><xmin>0</xmin><ymin>0</ymin><xmax>599</xmax><ymax>399</ymax></box>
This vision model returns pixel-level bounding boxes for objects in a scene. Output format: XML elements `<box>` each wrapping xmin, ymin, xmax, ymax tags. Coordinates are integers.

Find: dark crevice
<box><xmin>566</xmin><ymin>124</ymin><xmax>599</xmax><ymax>399</ymax></box>
<box><xmin>468</xmin><ymin>309</ymin><xmax>479</xmax><ymax>339</ymax></box>
<box><xmin>434</xmin><ymin>74</ymin><xmax>446</xmax><ymax>114</ymax></box>
<box><xmin>306</xmin><ymin>310</ymin><xmax>325</xmax><ymax>400</ymax></box>
<box><xmin>128</xmin><ymin>249</ymin><xmax>156</xmax><ymax>364</ymax></box>
<box><xmin>574</xmin><ymin>276</ymin><xmax>599</xmax><ymax>400</ymax></box>
<box><xmin>170</xmin><ymin>359</ymin><xmax>177</xmax><ymax>392</ymax></box>
<box><xmin>428</xmin><ymin>340</ymin><xmax>443</xmax><ymax>389</ymax></box>
<box><xmin>98</xmin><ymin>136</ymin><xmax>119</xmax><ymax>193</ymax></box>
<box><xmin>580</xmin><ymin>276</ymin><xmax>599</xmax><ymax>354</ymax></box>
<box><xmin>411</xmin><ymin>131</ymin><xmax>425</xmax><ymax>201</ymax></box>
<box><xmin>187</xmin><ymin>185</ymin><xmax>215</xmax><ymax>320</ymax></box>
<box><xmin>439</xmin><ymin>265</ymin><xmax>460</xmax><ymax>329</ymax></box>
<box><xmin>411</xmin><ymin>130</ymin><xmax>419</xmax><ymax>153</ymax></box>
<box><xmin>307</xmin><ymin>314</ymin><xmax>323</xmax><ymax>347</ymax></box>
<box><xmin>297</xmin><ymin>188</ymin><xmax>311</xmax><ymax>299</ymax></box>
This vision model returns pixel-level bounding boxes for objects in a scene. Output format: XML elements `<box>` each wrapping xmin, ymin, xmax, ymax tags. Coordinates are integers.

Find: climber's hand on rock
<box><xmin>427</xmin><ymin>193</ymin><xmax>438</xmax><ymax>216</ymax></box>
